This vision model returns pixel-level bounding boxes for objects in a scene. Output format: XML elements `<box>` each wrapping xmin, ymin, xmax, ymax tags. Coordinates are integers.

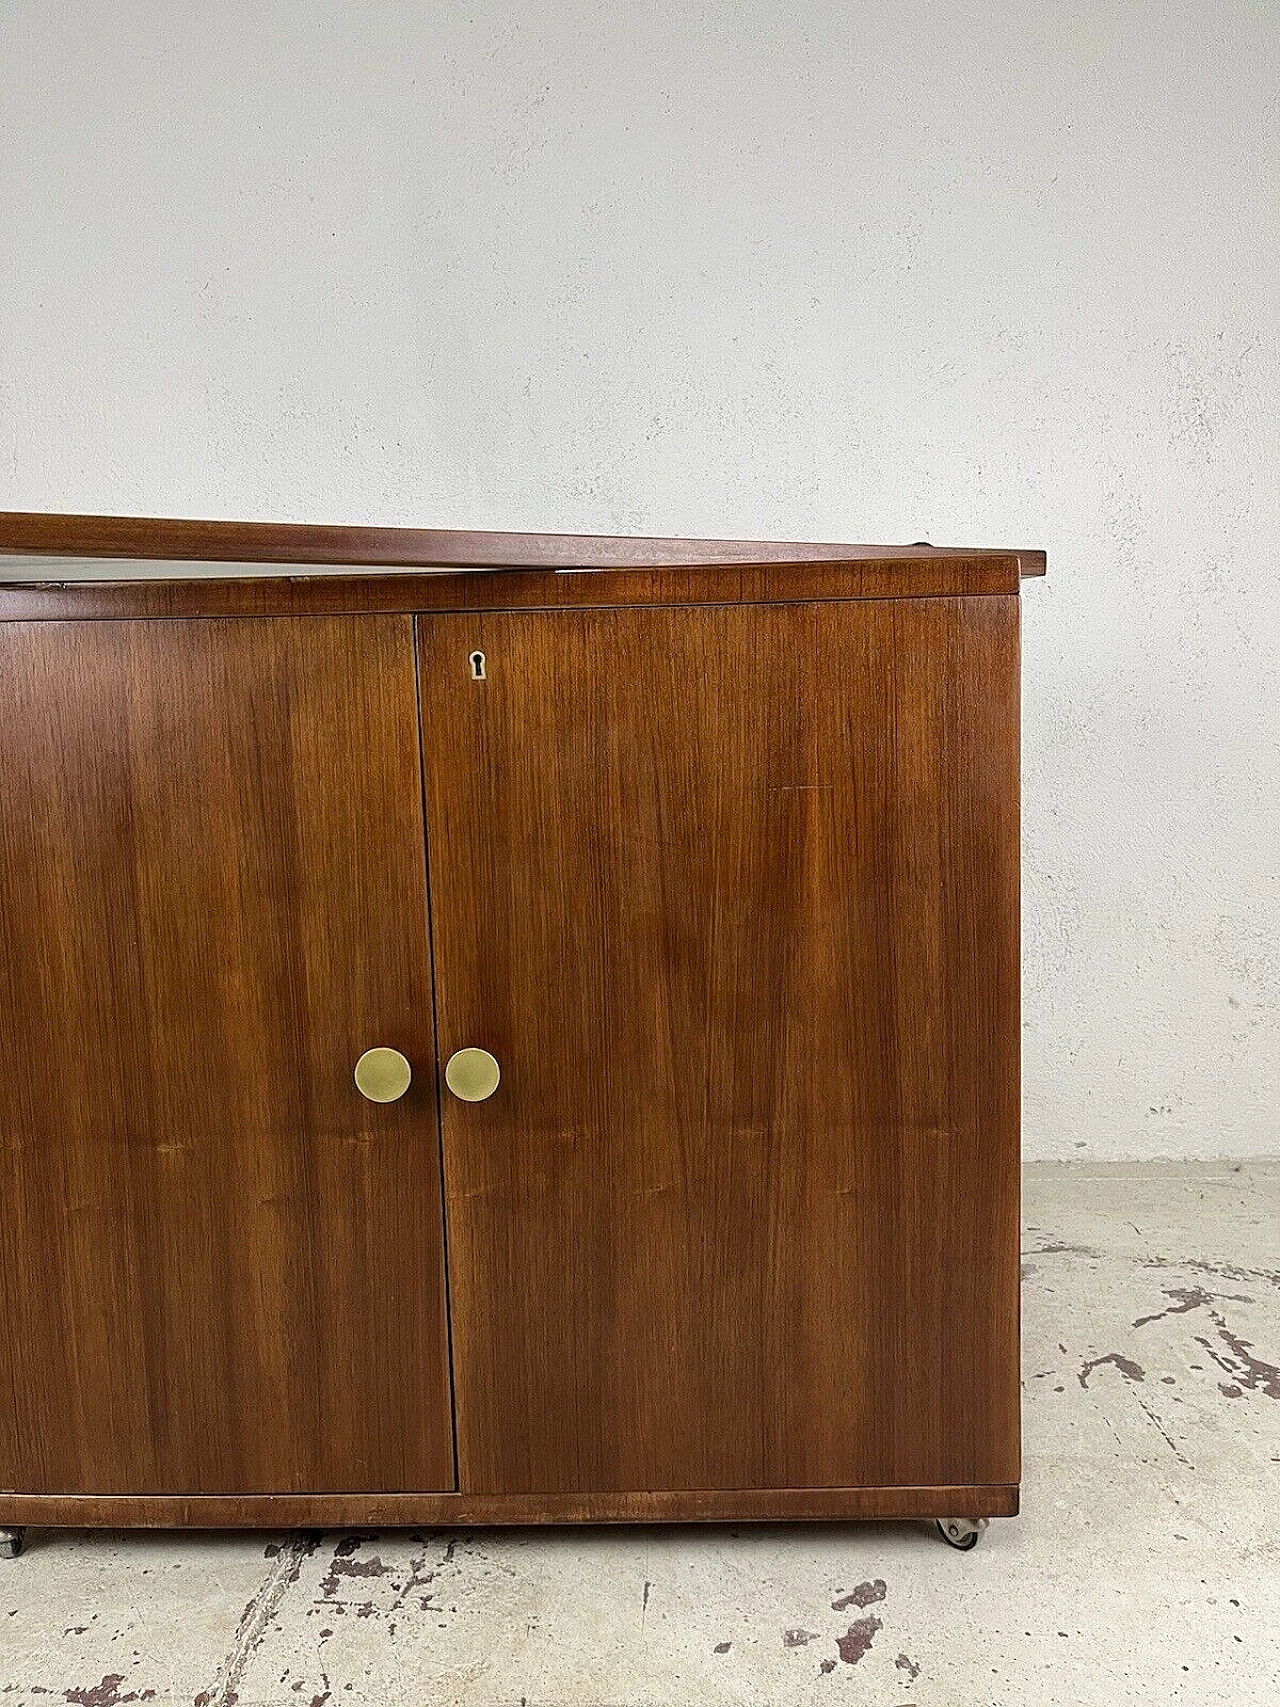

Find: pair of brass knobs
<box><xmin>353</xmin><ymin>1046</ymin><xmax>500</xmax><ymax>1104</ymax></box>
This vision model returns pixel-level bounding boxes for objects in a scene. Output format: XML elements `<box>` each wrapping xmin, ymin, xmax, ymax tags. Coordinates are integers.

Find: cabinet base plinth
<box><xmin>2</xmin><ymin>1484</ymin><xmax>1017</xmax><ymax>1529</ymax></box>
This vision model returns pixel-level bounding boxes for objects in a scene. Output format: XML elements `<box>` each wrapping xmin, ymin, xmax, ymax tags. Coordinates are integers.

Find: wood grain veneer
<box><xmin>418</xmin><ymin>597</ymin><xmax>1020</xmax><ymax>1496</ymax></box>
<box><xmin>0</xmin><ymin>616</ymin><xmax>455</xmax><ymax>1495</ymax></box>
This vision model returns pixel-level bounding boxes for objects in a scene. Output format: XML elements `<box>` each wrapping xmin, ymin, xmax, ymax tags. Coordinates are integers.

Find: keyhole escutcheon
<box><xmin>470</xmin><ymin>650</ymin><xmax>486</xmax><ymax>680</ymax></box>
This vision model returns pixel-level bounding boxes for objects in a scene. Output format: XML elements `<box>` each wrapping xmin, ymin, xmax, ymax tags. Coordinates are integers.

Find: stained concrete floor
<box><xmin>2</xmin><ymin>1161</ymin><xmax>1278</xmax><ymax>1706</ymax></box>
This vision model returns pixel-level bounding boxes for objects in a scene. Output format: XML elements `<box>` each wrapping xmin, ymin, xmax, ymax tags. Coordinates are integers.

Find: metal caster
<box><xmin>936</xmin><ymin>1516</ymin><xmax>987</xmax><ymax>1550</ymax></box>
<box><xmin>0</xmin><ymin>1528</ymin><xmax>24</xmax><ymax>1559</ymax></box>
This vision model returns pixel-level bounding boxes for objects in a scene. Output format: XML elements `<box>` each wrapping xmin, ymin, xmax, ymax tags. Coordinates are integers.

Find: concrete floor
<box><xmin>2</xmin><ymin>1161</ymin><xmax>1277</xmax><ymax>1706</ymax></box>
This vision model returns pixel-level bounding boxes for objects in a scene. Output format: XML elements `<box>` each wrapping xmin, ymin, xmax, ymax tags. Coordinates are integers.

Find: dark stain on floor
<box><xmin>63</xmin><ymin>1679</ymin><xmax>154</xmax><ymax>1707</ymax></box>
<box><xmin>1128</xmin><ymin>1281</ymin><xmax>1280</xmax><ymax>1400</ymax></box>
<box><xmin>836</xmin><ymin>1615</ymin><xmax>883</xmax><ymax>1665</ymax></box>
<box><xmin>896</xmin><ymin>1652</ymin><xmax>922</xmax><ymax>1681</ymax></box>
<box><xmin>1031</xmin><ymin>1243</ymin><xmax>1280</xmax><ymax>1294</ymax></box>
<box><xmin>1134</xmin><ymin>1285</ymin><xmax>1254</xmax><ymax>1328</ymax></box>
<box><xmin>63</xmin><ymin>1679</ymin><xmax>155</xmax><ymax>1707</ymax></box>
<box><xmin>1197</xmin><ymin>1316</ymin><xmax>1280</xmax><ymax>1399</ymax></box>
<box><xmin>310</xmin><ymin>1533</ymin><xmax>456</xmax><ymax>1632</ymax></box>
<box><xmin>317</xmin><ymin>1555</ymin><xmax>391</xmax><ymax>1598</ymax></box>
<box><xmin>1144</xmin><ymin>1254</ymin><xmax>1280</xmax><ymax>1290</ymax></box>
<box><xmin>782</xmin><ymin>1628</ymin><xmax>819</xmax><ymax>1647</ymax></box>
<box><xmin>1078</xmin><ymin>1351</ymin><xmax>1145</xmax><ymax>1387</ymax></box>
<box><xmin>831</xmin><ymin>1579</ymin><xmax>886</xmax><ymax>1611</ymax></box>
<box><xmin>333</xmin><ymin>1535</ymin><xmax>378</xmax><ymax>1558</ymax></box>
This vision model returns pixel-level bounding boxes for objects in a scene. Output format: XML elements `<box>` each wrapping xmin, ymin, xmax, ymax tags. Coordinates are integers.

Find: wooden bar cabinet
<box><xmin>0</xmin><ymin>514</ymin><xmax>1043</xmax><ymax>1556</ymax></box>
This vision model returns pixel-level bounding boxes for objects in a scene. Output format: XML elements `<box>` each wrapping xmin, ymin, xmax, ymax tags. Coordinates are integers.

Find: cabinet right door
<box><xmin>419</xmin><ymin>596</ymin><xmax>1020</xmax><ymax>1495</ymax></box>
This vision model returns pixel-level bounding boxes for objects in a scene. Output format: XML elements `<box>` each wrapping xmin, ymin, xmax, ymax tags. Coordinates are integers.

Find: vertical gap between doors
<box><xmin>411</xmin><ymin>614</ymin><xmax>463</xmax><ymax>1491</ymax></box>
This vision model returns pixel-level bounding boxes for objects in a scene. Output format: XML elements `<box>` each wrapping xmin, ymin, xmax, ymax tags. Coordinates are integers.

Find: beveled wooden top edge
<box><xmin>0</xmin><ymin>557</ymin><xmax>1025</xmax><ymax>620</ymax></box>
<box><xmin>0</xmin><ymin>511</ymin><xmax>1046</xmax><ymax>576</ymax></box>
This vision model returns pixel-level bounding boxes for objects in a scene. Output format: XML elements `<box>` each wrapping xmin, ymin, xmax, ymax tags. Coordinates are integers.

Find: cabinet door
<box><xmin>420</xmin><ymin>598</ymin><xmax>1020</xmax><ymax>1494</ymax></box>
<box><xmin>0</xmin><ymin>616</ymin><xmax>454</xmax><ymax>1494</ymax></box>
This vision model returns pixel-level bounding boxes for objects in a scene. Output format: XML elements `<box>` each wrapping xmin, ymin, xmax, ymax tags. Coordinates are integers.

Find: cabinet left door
<box><xmin>0</xmin><ymin>615</ymin><xmax>454</xmax><ymax>1495</ymax></box>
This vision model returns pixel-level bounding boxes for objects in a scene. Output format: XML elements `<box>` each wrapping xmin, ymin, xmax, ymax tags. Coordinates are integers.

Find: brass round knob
<box><xmin>444</xmin><ymin>1047</ymin><xmax>501</xmax><ymax>1102</ymax></box>
<box><xmin>353</xmin><ymin>1046</ymin><xmax>412</xmax><ymax>1103</ymax></box>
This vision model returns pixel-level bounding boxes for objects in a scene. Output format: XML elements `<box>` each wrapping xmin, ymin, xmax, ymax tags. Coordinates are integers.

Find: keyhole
<box><xmin>470</xmin><ymin>651</ymin><xmax>486</xmax><ymax>680</ymax></box>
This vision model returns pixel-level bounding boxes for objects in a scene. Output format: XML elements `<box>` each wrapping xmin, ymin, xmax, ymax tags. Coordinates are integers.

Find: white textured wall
<box><xmin>2</xmin><ymin>3</ymin><xmax>1277</xmax><ymax>1159</ymax></box>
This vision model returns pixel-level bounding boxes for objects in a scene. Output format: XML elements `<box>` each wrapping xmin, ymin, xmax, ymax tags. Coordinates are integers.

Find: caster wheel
<box><xmin>937</xmin><ymin>1517</ymin><xmax>987</xmax><ymax>1550</ymax></box>
<box><xmin>0</xmin><ymin>1528</ymin><xmax>24</xmax><ymax>1560</ymax></box>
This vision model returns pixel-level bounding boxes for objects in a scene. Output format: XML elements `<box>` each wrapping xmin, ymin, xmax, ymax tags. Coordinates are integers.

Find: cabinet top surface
<box><xmin>0</xmin><ymin>511</ymin><xmax>1045</xmax><ymax>575</ymax></box>
<box><xmin>0</xmin><ymin>512</ymin><xmax>1043</xmax><ymax>618</ymax></box>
